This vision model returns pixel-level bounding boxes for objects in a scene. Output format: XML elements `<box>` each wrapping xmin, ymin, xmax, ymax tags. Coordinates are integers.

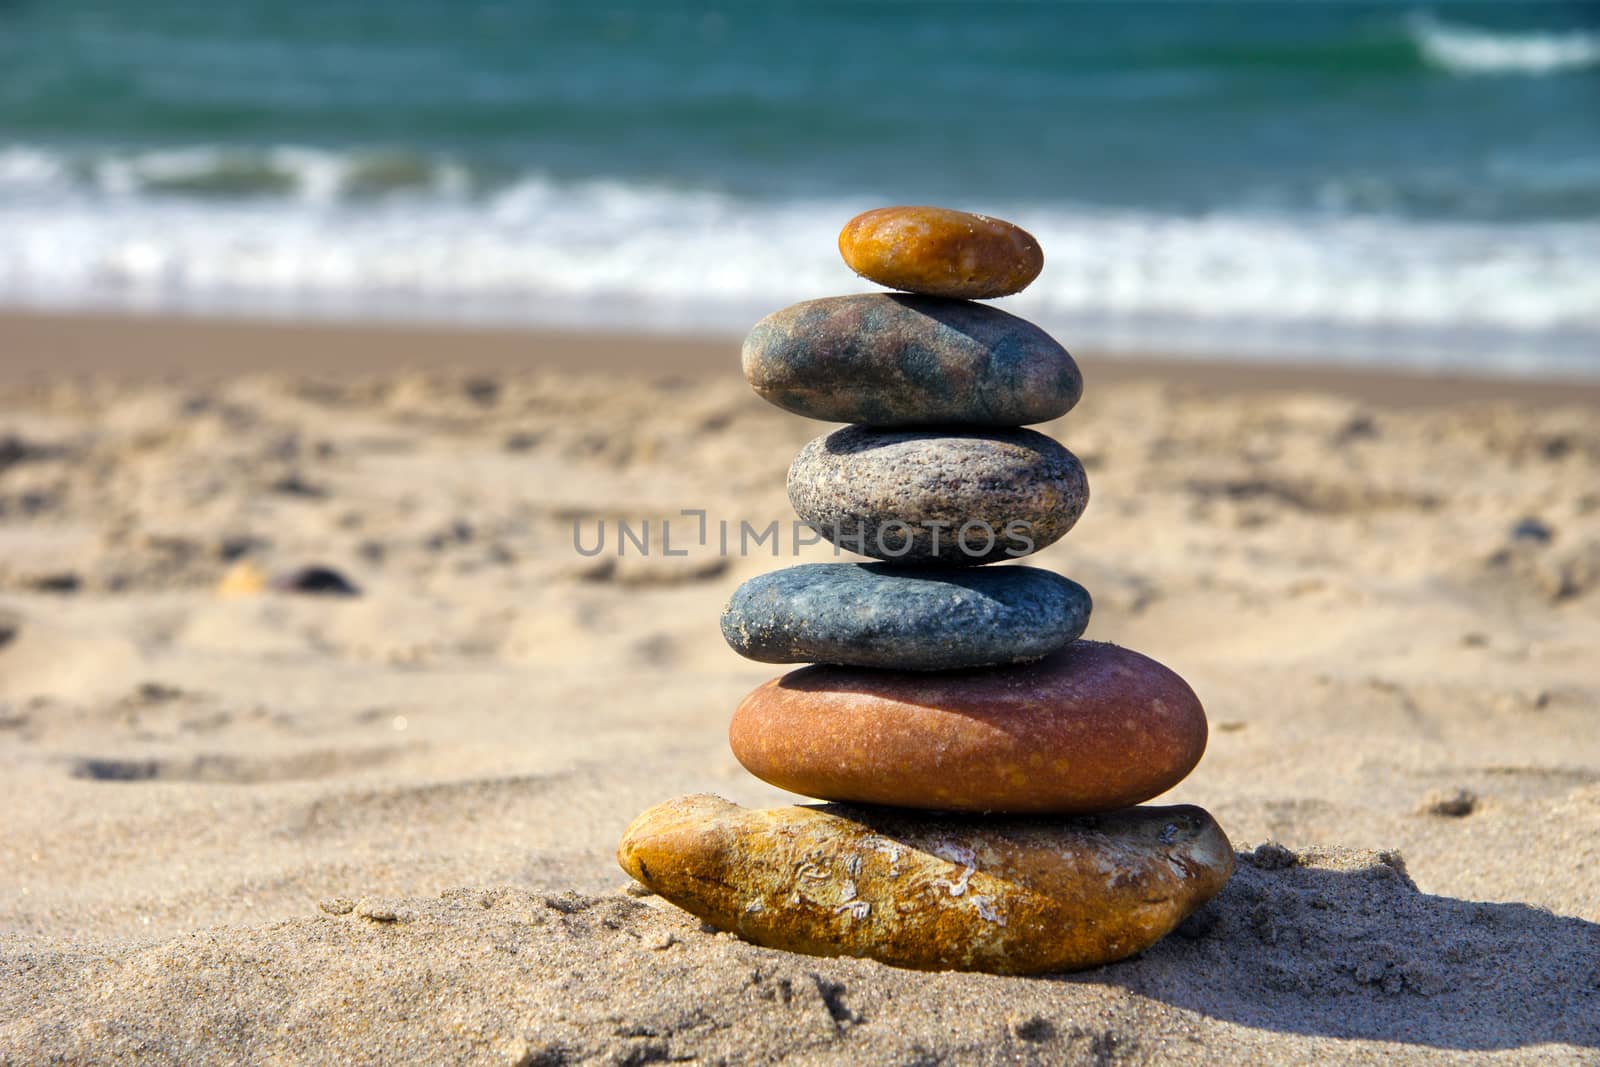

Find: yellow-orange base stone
<box><xmin>618</xmin><ymin>794</ymin><xmax>1234</xmax><ymax>974</ymax></box>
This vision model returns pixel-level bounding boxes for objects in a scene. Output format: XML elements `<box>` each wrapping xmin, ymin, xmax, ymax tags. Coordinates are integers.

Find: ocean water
<box><xmin>1</xmin><ymin>1</ymin><xmax>1597</xmax><ymax>375</ymax></box>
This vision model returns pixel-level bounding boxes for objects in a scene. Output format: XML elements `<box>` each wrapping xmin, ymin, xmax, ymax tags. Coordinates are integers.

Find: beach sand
<box><xmin>1</xmin><ymin>311</ymin><xmax>1597</xmax><ymax>1064</ymax></box>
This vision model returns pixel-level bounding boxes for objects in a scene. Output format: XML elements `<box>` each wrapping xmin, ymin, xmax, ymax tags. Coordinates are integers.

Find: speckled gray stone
<box><xmin>721</xmin><ymin>563</ymin><xmax>1091</xmax><ymax>670</ymax></box>
<box><xmin>742</xmin><ymin>294</ymin><xmax>1081</xmax><ymax>427</ymax></box>
<box><xmin>787</xmin><ymin>426</ymin><xmax>1089</xmax><ymax>565</ymax></box>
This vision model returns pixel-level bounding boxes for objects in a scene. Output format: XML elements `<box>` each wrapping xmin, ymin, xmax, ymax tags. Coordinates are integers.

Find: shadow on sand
<box><xmin>1066</xmin><ymin>844</ymin><xmax>1600</xmax><ymax>1051</ymax></box>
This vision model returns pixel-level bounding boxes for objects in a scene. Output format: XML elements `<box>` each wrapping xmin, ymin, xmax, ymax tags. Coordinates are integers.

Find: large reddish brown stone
<box><xmin>729</xmin><ymin>641</ymin><xmax>1207</xmax><ymax>814</ymax></box>
<box><xmin>839</xmin><ymin>206</ymin><xmax>1044</xmax><ymax>299</ymax></box>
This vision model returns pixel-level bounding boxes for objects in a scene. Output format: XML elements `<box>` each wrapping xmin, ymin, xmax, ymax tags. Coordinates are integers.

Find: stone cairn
<box><xmin>619</xmin><ymin>206</ymin><xmax>1233</xmax><ymax>974</ymax></box>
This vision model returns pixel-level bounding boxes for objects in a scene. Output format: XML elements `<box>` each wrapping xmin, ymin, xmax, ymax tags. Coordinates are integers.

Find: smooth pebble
<box><xmin>787</xmin><ymin>426</ymin><xmax>1088</xmax><ymax>565</ymax></box>
<box><xmin>742</xmin><ymin>294</ymin><xmax>1079</xmax><ymax>427</ymax></box>
<box><xmin>730</xmin><ymin>641</ymin><xmax>1207</xmax><ymax>814</ymax></box>
<box><xmin>838</xmin><ymin>206</ymin><xmax>1044</xmax><ymax>299</ymax></box>
<box><xmin>721</xmin><ymin>563</ymin><xmax>1090</xmax><ymax>670</ymax></box>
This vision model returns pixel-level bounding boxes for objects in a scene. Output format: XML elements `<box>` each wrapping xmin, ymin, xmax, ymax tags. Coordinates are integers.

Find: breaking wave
<box><xmin>0</xmin><ymin>143</ymin><xmax>1596</xmax><ymax>376</ymax></box>
<box><xmin>1409</xmin><ymin>12</ymin><xmax>1600</xmax><ymax>75</ymax></box>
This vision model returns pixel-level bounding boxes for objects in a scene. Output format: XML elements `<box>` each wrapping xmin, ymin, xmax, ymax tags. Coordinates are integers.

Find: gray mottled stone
<box><xmin>787</xmin><ymin>426</ymin><xmax>1088</xmax><ymax>565</ymax></box>
<box><xmin>741</xmin><ymin>294</ymin><xmax>1081</xmax><ymax>427</ymax></box>
<box><xmin>721</xmin><ymin>563</ymin><xmax>1091</xmax><ymax>670</ymax></box>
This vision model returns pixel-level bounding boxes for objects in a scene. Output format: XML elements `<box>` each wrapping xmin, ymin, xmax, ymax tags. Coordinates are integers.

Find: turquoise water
<box><xmin>1</xmin><ymin>1</ymin><xmax>1597</xmax><ymax>373</ymax></box>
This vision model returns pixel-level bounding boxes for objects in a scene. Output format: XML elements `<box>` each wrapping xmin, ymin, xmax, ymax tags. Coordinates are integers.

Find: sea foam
<box><xmin>1409</xmin><ymin>12</ymin><xmax>1600</xmax><ymax>76</ymax></box>
<box><xmin>0</xmin><ymin>144</ymin><xmax>1596</xmax><ymax>376</ymax></box>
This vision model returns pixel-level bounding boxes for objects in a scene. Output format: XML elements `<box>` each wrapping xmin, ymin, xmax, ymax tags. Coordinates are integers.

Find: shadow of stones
<box><xmin>815</xmin><ymin>424</ymin><xmax>1056</xmax><ymax>458</ymax></box>
<box><xmin>884</xmin><ymin>292</ymin><xmax>1046</xmax><ymax>352</ymax></box>
<box><xmin>1066</xmin><ymin>844</ymin><xmax>1600</xmax><ymax>1051</ymax></box>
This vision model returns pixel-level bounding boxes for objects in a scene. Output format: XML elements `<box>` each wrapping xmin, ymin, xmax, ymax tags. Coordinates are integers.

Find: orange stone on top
<box><xmin>838</xmin><ymin>205</ymin><xmax>1044</xmax><ymax>300</ymax></box>
<box><xmin>729</xmin><ymin>640</ymin><xmax>1207</xmax><ymax>815</ymax></box>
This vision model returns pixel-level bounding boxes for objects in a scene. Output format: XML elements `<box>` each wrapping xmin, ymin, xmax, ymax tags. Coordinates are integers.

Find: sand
<box><xmin>1</xmin><ymin>311</ymin><xmax>1597</xmax><ymax>1064</ymax></box>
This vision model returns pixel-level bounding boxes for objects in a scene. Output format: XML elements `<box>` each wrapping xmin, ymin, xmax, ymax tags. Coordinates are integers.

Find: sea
<box><xmin>1</xmin><ymin>1</ymin><xmax>1597</xmax><ymax>376</ymax></box>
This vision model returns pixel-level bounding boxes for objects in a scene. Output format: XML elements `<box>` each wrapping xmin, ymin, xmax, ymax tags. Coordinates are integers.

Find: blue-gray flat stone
<box><xmin>787</xmin><ymin>426</ymin><xmax>1088</xmax><ymax>565</ymax></box>
<box><xmin>721</xmin><ymin>563</ymin><xmax>1090</xmax><ymax>670</ymax></box>
<box><xmin>742</xmin><ymin>294</ymin><xmax>1081</xmax><ymax>427</ymax></box>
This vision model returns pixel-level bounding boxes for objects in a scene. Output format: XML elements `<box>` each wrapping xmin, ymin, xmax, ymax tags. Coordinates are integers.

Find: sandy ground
<box><xmin>1</xmin><ymin>312</ymin><xmax>1598</xmax><ymax>1065</ymax></box>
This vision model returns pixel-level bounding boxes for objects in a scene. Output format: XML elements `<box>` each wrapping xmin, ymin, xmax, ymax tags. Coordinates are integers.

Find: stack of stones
<box><xmin>619</xmin><ymin>207</ymin><xmax>1233</xmax><ymax>975</ymax></box>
